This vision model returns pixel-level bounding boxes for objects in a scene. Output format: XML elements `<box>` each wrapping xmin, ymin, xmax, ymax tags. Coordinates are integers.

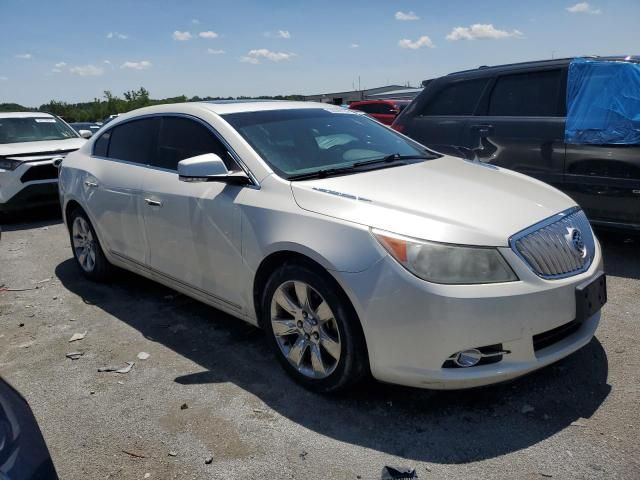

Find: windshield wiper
<box><xmin>288</xmin><ymin>153</ymin><xmax>435</xmax><ymax>181</ymax></box>
<box><xmin>352</xmin><ymin>153</ymin><xmax>434</xmax><ymax>167</ymax></box>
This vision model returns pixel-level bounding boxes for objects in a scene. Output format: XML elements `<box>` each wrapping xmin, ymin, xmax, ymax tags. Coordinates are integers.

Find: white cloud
<box><xmin>104</xmin><ymin>60</ymin><xmax>112</xmax><ymax>65</ymax></box>
<box><xmin>15</xmin><ymin>53</ymin><xmax>32</xmax><ymax>59</ymax></box>
<box><xmin>395</xmin><ymin>11</ymin><xmax>420</xmax><ymax>21</ymax></box>
<box><xmin>264</xmin><ymin>30</ymin><xmax>292</xmax><ymax>39</ymax></box>
<box><xmin>173</xmin><ymin>30</ymin><xmax>192</xmax><ymax>41</ymax></box>
<box><xmin>107</xmin><ymin>32</ymin><xmax>128</xmax><ymax>40</ymax></box>
<box><xmin>241</xmin><ymin>48</ymin><xmax>295</xmax><ymax>64</ymax></box>
<box><xmin>120</xmin><ymin>60</ymin><xmax>152</xmax><ymax>70</ymax></box>
<box><xmin>0</xmin><ymin>76</ymin><xmax>7</xmax><ymax>81</ymax></box>
<box><xmin>349</xmin><ymin>43</ymin><xmax>360</xmax><ymax>48</ymax></box>
<box><xmin>207</xmin><ymin>48</ymin><xmax>225</xmax><ymax>55</ymax></box>
<box><xmin>446</xmin><ymin>24</ymin><xmax>523</xmax><ymax>41</ymax></box>
<box><xmin>55</xmin><ymin>62</ymin><xmax>67</xmax><ymax>68</ymax></box>
<box><xmin>192</xmin><ymin>19</ymin><xmax>200</xmax><ymax>24</ymax></box>
<box><xmin>398</xmin><ymin>35</ymin><xmax>434</xmax><ymax>49</ymax></box>
<box><xmin>198</xmin><ymin>31</ymin><xmax>219</xmax><ymax>39</ymax></box>
<box><xmin>240</xmin><ymin>56</ymin><xmax>260</xmax><ymax>64</ymax></box>
<box><xmin>69</xmin><ymin>64</ymin><xmax>104</xmax><ymax>76</ymax></box>
<box><xmin>566</xmin><ymin>2</ymin><xmax>601</xmax><ymax>14</ymax></box>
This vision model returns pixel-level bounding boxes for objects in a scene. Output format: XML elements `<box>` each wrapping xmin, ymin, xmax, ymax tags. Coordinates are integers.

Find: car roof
<box><xmin>423</xmin><ymin>55</ymin><xmax>640</xmax><ymax>84</ymax></box>
<box><xmin>110</xmin><ymin>101</ymin><xmax>345</xmax><ymax>121</ymax></box>
<box><xmin>0</xmin><ymin>111</ymin><xmax>54</xmax><ymax>119</ymax></box>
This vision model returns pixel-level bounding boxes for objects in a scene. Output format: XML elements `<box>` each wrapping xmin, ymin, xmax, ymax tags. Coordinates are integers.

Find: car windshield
<box><xmin>223</xmin><ymin>108</ymin><xmax>436</xmax><ymax>179</ymax></box>
<box><xmin>0</xmin><ymin>117</ymin><xmax>78</xmax><ymax>144</ymax></box>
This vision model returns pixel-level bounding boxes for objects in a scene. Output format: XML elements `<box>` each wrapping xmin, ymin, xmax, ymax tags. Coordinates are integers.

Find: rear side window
<box><xmin>421</xmin><ymin>79</ymin><xmax>489</xmax><ymax>116</ymax></box>
<box><xmin>351</xmin><ymin>103</ymin><xmax>374</xmax><ymax>113</ymax></box>
<box><xmin>93</xmin><ymin>131</ymin><xmax>110</xmax><ymax>157</ymax></box>
<box><xmin>107</xmin><ymin>118</ymin><xmax>159</xmax><ymax>164</ymax></box>
<box><xmin>155</xmin><ymin>117</ymin><xmax>231</xmax><ymax>171</ymax></box>
<box><xmin>375</xmin><ymin>103</ymin><xmax>397</xmax><ymax>114</ymax></box>
<box><xmin>488</xmin><ymin>69</ymin><xmax>563</xmax><ymax>117</ymax></box>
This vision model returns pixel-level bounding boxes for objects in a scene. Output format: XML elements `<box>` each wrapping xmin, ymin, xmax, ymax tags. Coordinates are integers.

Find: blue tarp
<box><xmin>565</xmin><ymin>57</ymin><xmax>640</xmax><ymax>145</ymax></box>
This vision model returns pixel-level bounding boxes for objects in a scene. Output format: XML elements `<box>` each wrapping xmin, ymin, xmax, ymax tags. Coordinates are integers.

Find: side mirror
<box><xmin>78</xmin><ymin>129</ymin><xmax>93</xmax><ymax>139</ymax></box>
<box><xmin>177</xmin><ymin>153</ymin><xmax>251</xmax><ymax>185</ymax></box>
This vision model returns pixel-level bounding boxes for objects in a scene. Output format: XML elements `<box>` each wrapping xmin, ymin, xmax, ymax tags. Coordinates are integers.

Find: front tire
<box><xmin>261</xmin><ymin>263</ymin><xmax>368</xmax><ymax>393</ymax></box>
<box><xmin>68</xmin><ymin>209</ymin><xmax>113</xmax><ymax>281</ymax></box>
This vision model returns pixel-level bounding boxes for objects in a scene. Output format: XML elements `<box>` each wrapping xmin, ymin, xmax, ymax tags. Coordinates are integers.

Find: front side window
<box><xmin>0</xmin><ymin>116</ymin><xmax>78</xmax><ymax>144</ymax></box>
<box><xmin>155</xmin><ymin>117</ymin><xmax>231</xmax><ymax>170</ymax></box>
<box><xmin>224</xmin><ymin>108</ymin><xmax>435</xmax><ymax>179</ymax></box>
<box><xmin>488</xmin><ymin>69</ymin><xmax>562</xmax><ymax>117</ymax></box>
<box><xmin>421</xmin><ymin>79</ymin><xmax>489</xmax><ymax>116</ymax></box>
<box><xmin>107</xmin><ymin>118</ymin><xmax>160</xmax><ymax>165</ymax></box>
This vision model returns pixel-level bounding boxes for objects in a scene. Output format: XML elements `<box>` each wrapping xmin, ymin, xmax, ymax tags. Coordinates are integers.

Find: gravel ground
<box><xmin>1</xmin><ymin>209</ymin><xmax>639</xmax><ymax>480</ymax></box>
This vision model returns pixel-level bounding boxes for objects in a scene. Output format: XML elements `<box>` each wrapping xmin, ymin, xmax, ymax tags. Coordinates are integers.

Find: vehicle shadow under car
<box><xmin>54</xmin><ymin>258</ymin><xmax>611</xmax><ymax>465</ymax></box>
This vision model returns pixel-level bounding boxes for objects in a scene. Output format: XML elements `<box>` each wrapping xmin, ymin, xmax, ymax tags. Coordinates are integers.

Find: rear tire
<box><xmin>261</xmin><ymin>263</ymin><xmax>368</xmax><ymax>393</ymax></box>
<box><xmin>68</xmin><ymin>208</ymin><xmax>113</xmax><ymax>281</ymax></box>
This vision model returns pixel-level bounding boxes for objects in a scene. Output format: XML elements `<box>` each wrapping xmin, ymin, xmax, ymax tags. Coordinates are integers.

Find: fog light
<box><xmin>454</xmin><ymin>349</ymin><xmax>482</xmax><ymax>367</ymax></box>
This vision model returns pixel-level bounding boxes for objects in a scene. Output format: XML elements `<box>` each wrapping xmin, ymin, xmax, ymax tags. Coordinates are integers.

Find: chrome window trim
<box><xmin>90</xmin><ymin>112</ymin><xmax>260</xmax><ymax>188</ymax></box>
<box><xmin>509</xmin><ymin>206</ymin><xmax>594</xmax><ymax>280</ymax></box>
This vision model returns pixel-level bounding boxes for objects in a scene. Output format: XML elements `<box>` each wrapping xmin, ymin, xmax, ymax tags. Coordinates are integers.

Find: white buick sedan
<box><xmin>58</xmin><ymin>101</ymin><xmax>606</xmax><ymax>393</ymax></box>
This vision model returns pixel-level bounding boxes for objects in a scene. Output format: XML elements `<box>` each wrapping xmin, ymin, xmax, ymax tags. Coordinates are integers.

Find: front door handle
<box><xmin>144</xmin><ymin>198</ymin><xmax>163</xmax><ymax>207</ymax></box>
<box><xmin>84</xmin><ymin>180</ymin><xmax>98</xmax><ymax>188</ymax></box>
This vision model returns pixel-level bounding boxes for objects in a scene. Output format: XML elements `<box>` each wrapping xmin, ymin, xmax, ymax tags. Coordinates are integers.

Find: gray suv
<box><xmin>392</xmin><ymin>56</ymin><xmax>640</xmax><ymax>233</ymax></box>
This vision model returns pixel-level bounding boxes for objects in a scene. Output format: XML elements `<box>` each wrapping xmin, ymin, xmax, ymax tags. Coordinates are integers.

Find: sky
<box><xmin>0</xmin><ymin>0</ymin><xmax>638</xmax><ymax>106</ymax></box>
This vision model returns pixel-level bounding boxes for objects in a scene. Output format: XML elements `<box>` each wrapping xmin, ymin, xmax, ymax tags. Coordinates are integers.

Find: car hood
<box><xmin>290</xmin><ymin>156</ymin><xmax>577</xmax><ymax>247</ymax></box>
<box><xmin>0</xmin><ymin>138</ymin><xmax>86</xmax><ymax>158</ymax></box>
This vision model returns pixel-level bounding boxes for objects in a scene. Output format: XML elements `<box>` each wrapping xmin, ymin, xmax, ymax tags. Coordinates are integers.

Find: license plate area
<box><xmin>575</xmin><ymin>271</ymin><xmax>607</xmax><ymax>323</ymax></box>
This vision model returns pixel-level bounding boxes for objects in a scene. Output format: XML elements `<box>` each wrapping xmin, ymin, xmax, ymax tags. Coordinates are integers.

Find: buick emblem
<box><xmin>565</xmin><ymin>227</ymin><xmax>587</xmax><ymax>258</ymax></box>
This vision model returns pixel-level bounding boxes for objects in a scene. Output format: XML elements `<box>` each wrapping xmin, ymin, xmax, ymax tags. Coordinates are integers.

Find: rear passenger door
<box><xmin>141</xmin><ymin>115</ymin><xmax>245</xmax><ymax>310</ymax></box>
<box><xmin>474</xmin><ymin>68</ymin><xmax>566</xmax><ymax>189</ymax></box>
<box><xmin>564</xmin><ymin>145</ymin><xmax>640</xmax><ymax>227</ymax></box>
<box><xmin>86</xmin><ymin>118</ymin><xmax>159</xmax><ymax>265</ymax></box>
<box><xmin>403</xmin><ymin>77</ymin><xmax>490</xmax><ymax>150</ymax></box>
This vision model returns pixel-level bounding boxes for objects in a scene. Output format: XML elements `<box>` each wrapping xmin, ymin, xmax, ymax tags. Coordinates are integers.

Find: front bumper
<box><xmin>0</xmin><ymin>160</ymin><xmax>59</xmax><ymax>212</ymax></box>
<box><xmin>335</xmin><ymin>242</ymin><xmax>604</xmax><ymax>390</ymax></box>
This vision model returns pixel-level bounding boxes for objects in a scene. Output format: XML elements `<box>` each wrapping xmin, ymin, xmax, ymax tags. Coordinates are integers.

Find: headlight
<box><xmin>372</xmin><ymin>229</ymin><xmax>518</xmax><ymax>284</ymax></box>
<box><xmin>0</xmin><ymin>158</ymin><xmax>22</xmax><ymax>171</ymax></box>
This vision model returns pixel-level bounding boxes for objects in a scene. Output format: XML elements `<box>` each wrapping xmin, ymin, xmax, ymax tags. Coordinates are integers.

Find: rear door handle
<box><xmin>471</xmin><ymin>124</ymin><xmax>494</xmax><ymax>136</ymax></box>
<box><xmin>144</xmin><ymin>198</ymin><xmax>162</xmax><ymax>207</ymax></box>
<box><xmin>84</xmin><ymin>180</ymin><xmax>98</xmax><ymax>188</ymax></box>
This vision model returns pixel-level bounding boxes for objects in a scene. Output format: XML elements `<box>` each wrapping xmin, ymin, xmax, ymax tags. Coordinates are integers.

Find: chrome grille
<box><xmin>510</xmin><ymin>208</ymin><xmax>595</xmax><ymax>279</ymax></box>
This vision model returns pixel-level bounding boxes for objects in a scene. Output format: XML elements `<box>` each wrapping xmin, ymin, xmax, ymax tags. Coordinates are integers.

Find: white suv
<box><xmin>0</xmin><ymin>112</ymin><xmax>85</xmax><ymax>217</ymax></box>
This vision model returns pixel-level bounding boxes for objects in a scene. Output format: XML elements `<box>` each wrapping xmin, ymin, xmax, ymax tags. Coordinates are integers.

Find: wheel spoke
<box><xmin>310</xmin><ymin>344</ymin><xmax>326</xmax><ymax>376</ymax></box>
<box><xmin>78</xmin><ymin>250</ymin><xmax>87</xmax><ymax>267</ymax></box>
<box><xmin>293</xmin><ymin>281</ymin><xmax>310</xmax><ymax>310</ymax></box>
<box><xmin>274</xmin><ymin>288</ymin><xmax>300</xmax><ymax>317</ymax></box>
<box><xmin>87</xmin><ymin>248</ymin><xmax>96</xmax><ymax>270</ymax></box>
<box><xmin>271</xmin><ymin>318</ymin><xmax>298</xmax><ymax>337</ymax></box>
<box><xmin>320</xmin><ymin>330</ymin><xmax>340</xmax><ymax>361</ymax></box>
<box><xmin>314</xmin><ymin>300</ymin><xmax>334</xmax><ymax>324</ymax></box>
<box><xmin>287</xmin><ymin>336</ymin><xmax>307</xmax><ymax>368</ymax></box>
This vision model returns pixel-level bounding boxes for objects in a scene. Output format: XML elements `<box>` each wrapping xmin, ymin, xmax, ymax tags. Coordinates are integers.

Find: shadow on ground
<box><xmin>597</xmin><ymin>229</ymin><xmax>640</xmax><ymax>280</ymax></box>
<box><xmin>0</xmin><ymin>206</ymin><xmax>63</xmax><ymax>232</ymax></box>
<box><xmin>55</xmin><ymin>257</ymin><xmax>612</xmax><ymax>464</ymax></box>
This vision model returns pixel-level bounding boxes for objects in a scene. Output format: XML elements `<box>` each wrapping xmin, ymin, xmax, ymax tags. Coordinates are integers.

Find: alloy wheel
<box><xmin>270</xmin><ymin>280</ymin><xmax>342</xmax><ymax>379</ymax></box>
<box><xmin>72</xmin><ymin>216</ymin><xmax>96</xmax><ymax>273</ymax></box>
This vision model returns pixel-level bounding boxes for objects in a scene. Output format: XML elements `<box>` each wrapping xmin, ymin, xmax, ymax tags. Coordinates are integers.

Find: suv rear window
<box><xmin>420</xmin><ymin>79</ymin><xmax>489</xmax><ymax>116</ymax></box>
<box><xmin>488</xmin><ymin>69</ymin><xmax>563</xmax><ymax>117</ymax></box>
